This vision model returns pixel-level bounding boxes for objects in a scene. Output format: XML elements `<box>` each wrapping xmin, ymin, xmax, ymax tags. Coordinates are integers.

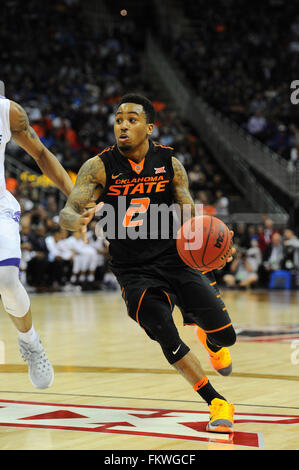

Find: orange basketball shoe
<box><xmin>206</xmin><ymin>398</ymin><xmax>235</xmax><ymax>433</ymax></box>
<box><xmin>194</xmin><ymin>326</ymin><xmax>232</xmax><ymax>376</ymax></box>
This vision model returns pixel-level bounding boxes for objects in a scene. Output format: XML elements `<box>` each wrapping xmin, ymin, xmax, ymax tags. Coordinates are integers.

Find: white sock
<box><xmin>18</xmin><ymin>325</ymin><xmax>38</xmax><ymax>344</ymax></box>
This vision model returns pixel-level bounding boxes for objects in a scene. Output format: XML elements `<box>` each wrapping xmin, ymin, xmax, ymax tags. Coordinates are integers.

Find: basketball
<box><xmin>176</xmin><ymin>215</ymin><xmax>232</xmax><ymax>271</ymax></box>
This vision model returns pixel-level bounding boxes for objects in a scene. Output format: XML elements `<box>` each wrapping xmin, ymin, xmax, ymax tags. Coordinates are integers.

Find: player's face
<box><xmin>114</xmin><ymin>103</ymin><xmax>153</xmax><ymax>153</ymax></box>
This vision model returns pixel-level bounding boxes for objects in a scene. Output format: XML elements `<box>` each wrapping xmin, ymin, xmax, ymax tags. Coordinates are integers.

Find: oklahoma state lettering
<box><xmin>107</xmin><ymin>175</ymin><xmax>170</xmax><ymax>196</ymax></box>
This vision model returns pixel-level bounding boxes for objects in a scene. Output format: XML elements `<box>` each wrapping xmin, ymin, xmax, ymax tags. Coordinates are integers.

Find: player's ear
<box><xmin>147</xmin><ymin>123</ymin><xmax>154</xmax><ymax>136</ymax></box>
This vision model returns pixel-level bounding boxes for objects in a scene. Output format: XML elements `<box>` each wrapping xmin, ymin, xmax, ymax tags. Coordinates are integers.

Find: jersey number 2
<box><xmin>123</xmin><ymin>198</ymin><xmax>150</xmax><ymax>228</ymax></box>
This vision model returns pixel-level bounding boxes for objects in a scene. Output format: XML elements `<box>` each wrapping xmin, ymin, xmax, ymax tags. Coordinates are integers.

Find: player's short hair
<box><xmin>117</xmin><ymin>93</ymin><xmax>156</xmax><ymax>123</ymax></box>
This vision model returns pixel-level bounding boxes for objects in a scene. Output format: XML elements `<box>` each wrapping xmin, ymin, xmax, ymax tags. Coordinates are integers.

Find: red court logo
<box><xmin>0</xmin><ymin>399</ymin><xmax>298</xmax><ymax>448</ymax></box>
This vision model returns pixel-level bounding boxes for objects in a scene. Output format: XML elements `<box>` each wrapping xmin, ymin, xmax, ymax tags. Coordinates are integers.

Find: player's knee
<box><xmin>142</xmin><ymin>317</ymin><xmax>190</xmax><ymax>364</ymax></box>
<box><xmin>138</xmin><ymin>289</ymin><xmax>189</xmax><ymax>362</ymax></box>
<box><xmin>0</xmin><ymin>266</ymin><xmax>30</xmax><ymax>317</ymax></box>
<box><xmin>208</xmin><ymin>325</ymin><xmax>236</xmax><ymax>348</ymax></box>
<box><xmin>0</xmin><ymin>266</ymin><xmax>19</xmax><ymax>291</ymax></box>
<box><xmin>142</xmin><ymin>315</ymin><xmax>178</xmax><ymax>349</ymax></box>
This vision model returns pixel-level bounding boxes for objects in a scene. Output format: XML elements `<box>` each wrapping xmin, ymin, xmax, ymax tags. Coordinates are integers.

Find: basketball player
<box><xmin>59</xmin><ymin>94</ymin><xmax>236</xmax><ymax>433</ymax></box>
<box><xmin>0</xmin><ymin>87</ymin><xmax>73</xmax><ymax>388</ymax></box>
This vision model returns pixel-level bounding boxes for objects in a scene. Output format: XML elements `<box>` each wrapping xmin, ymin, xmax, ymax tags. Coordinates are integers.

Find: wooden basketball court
<box><xmin>0</xmin><ymin>288</ymin><xmax>298</xmax><ymax>450</ymax></box>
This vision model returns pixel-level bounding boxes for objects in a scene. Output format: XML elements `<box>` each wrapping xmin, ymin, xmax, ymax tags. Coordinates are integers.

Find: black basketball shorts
<box><xmin>111</xmin><ymin>250</ymin><xmax>233</xmax><ymax>336</ymax></box>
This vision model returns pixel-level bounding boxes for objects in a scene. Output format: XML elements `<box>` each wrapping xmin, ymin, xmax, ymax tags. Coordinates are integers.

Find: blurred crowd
<box><xmin>216</xmin><ymin>217</ymin><xmax>299</xmax><ymax>290</ymax></box>
<box><xmin>17</xmin><ymin>208</ymin><xmax>299</xmax><ymax>292</ymax></box>
<box><xmin>20</xmin><ymin>216</ymin><xmax>119</xmax><ymax>293</ymax></box>
<box><xmin>1</xmin><ymin>0</ymin><xmax>298</xmax><ymax>291</ymax></box>
<box><xmin>2</xmin><ymin>0</ymin><xmax>236</xmax><ymax>215</ymax></box>
<box><xmin>167</xmin><ymin>0</ymin><xmax>299</xmax><ymax>166</ymax></box>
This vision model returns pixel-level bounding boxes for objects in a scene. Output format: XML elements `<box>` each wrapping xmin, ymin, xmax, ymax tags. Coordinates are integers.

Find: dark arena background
<box><xmin>0</xmin><ymin>0</ymin><xmax>298</xmax><ymax>453</ymax></box>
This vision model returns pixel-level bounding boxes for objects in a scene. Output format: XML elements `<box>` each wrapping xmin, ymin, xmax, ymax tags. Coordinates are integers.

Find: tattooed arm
<box><xmin>59</xmin><ymin>156</ymin><xmax>106</xmax><ymax>233</ymax></box>
<box><xmin>172</xmin><ymin>157</ymin><xmax>196</xmax><ymax>223</ymax></box>
<box><xmin>9</xmin><ymin>100</ymin><xmax>73</xmax><ymax>196</ymax></box>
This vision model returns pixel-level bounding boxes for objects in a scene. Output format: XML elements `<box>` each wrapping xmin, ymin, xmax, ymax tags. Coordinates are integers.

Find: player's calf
<box><xmin>0</xmin><ymin>266</ymin><xmax>54</xmax><ymax>389</ymax></box>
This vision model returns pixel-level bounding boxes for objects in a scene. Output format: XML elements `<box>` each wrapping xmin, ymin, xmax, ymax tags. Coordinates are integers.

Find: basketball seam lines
<box><xmin>187</xmin><ymin>219</ymin><xmax>203</xmax><ymax>270</ymax></box>
<box><xmin>206</xmin><ymin>228</ymin><xmax>230</xmax><ymax>266</ymax></box>
<box><xmin>200</xmin><ymin>216</ymin><xmax>214</xmax><ymax>268</ymax></box>
<box><xmin>179</xmin><ymin>217</ymin><xmax>230</xmax><ymax>270</ymax></box>
<box><xmin>178</xmin><ymin>241</ymin><xmax>194</xmax><ymax>269</ymax></box>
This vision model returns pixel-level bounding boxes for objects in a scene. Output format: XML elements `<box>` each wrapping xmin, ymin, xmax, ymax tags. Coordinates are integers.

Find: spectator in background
<box><xmin>247</xmin><ymin>109</ymin><xmax>267</xmax><ymax>142</ymax></box>
<box><xmin>87</xmin><ymin>221</ymin><xmax>109</xmax><ymax>284</ymax></box>
<box><xmin>20</xmin><ymin>223</ymin><xmax>35</xmax><ymax>287</ymax></box>
<box><xmin>167</xmin><ymin>1</ymin><xmax>298</xmax><ymax>159</ymax></box>
<box><xmin>233</xmin><ymin>223</ymin><xmax>258</xmax><ymax>250</ymax></box>
<box><xmin>289</xmin><ymin>141</ymin><xmax>299</xmax><ymax>169</ymax></box>
<box><xmin>258</xmin><ymin>217</ymin><xmax>280</xmax><ymax>253</ymax></box>
<box><xmin>45</xmin><ymin>194</ymin><xmax>58</xmax><ymax>219</ymax></box>
<box><xmin>258</xmin><ymin>232</ymin><xmax>284</xmax><ymax>286</ymax></box>
<box><xmin>223</xmin><ymin>238</ymin><xmax>261</xmax><ymax>289</ymax></box>
<box><xmin>288</xmin><ymin>124</ymin><xmax>299</xmax><ymax>171</ymax></box>
<box><xmin>26</xmin><ymin>224</ymin><xmax>50</xmax><ymax>290</ymax></box>
<box><xmin>45</xmin><ymin>227</ymin><xmax>73</xmax><ymax>290</ymax></box>
<box><xmin>194</xmin><ymin>190</ymin><xmax>216</xmax><ymax>216</ymax></box>
<box><xmin>1</xmin><ymin>0</ymin><xmax>247</xmax><ymax>295</ymax></box>
<box><xmin>86</xmin><ymin>222</ymin><xmax>118</xmax><ymax>291</ymax></box>
<box><xmin>62</xmin><ymin>231</ymin><xmax>99</xmax><ymax>289</ymax></box>
<box><xmin>234</xmin><ymin>222</ymin><xmax>250</xmax><ymax>249</ymax></box>
<box><xmin>282</xmin><ymin>228</ymin><xmax>299</xmax><ymax>271</ymax></box>
<box><xmin>175</xmin><ymin>144</ymin><xmax>192</xmax><ymax>169</ymax></box>
<box><xmin>269</xmin><ymin>124</ymin><xmax>291</xmax><ymax>158</ymax></box>
<box><xmin>188</xmin><ymin>164</ymin><xmax>206</xmax><ymax>192</ymax></box>
<box><xmin>214</xmin><ymin>189</ymin><xmax>229</xmax><ymax>216</ymax></box>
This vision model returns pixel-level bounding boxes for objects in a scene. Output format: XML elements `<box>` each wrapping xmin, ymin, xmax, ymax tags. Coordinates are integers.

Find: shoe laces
<box><xmin>20</xmin><ymin>348</ymin><xmax>31</xmax><ymax>362</ymax></box>
<box><xmin>19</xmin><ymin>340</ymin><xmax>48</xmax><ymax>365</ymax></box>
<box><xmin>210</xmin><ymin>399</ymin><xmax>234</xmax><ymax>420</ymax></box>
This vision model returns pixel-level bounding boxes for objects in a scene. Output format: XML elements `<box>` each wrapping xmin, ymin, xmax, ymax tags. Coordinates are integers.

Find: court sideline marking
<box><xmin>0</xmin><ymin>389</ymin><xmax>298</xmax><ymax>411</ymax></box>
<box><xmin>0</xmin><ymin>363</ymin><xmax>298</xmax><ymax>382</ymax></box>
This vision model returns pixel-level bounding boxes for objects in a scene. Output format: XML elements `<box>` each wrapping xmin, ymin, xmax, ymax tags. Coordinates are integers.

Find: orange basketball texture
<box><xmin>176</xmin><ymin>215</ymin><xmax>232</xmax><ymax>270</ymax></box>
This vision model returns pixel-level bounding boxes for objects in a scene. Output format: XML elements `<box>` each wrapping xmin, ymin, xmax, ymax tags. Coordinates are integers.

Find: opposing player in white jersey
<box><xmin>0</xmin><ymin>84</ymin><xmax>73</xmax><ymax>388</ymax></box>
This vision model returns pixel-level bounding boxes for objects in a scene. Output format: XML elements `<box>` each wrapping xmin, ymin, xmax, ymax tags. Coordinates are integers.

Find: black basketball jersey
<box><xmin>96</xmin><ymin>140</ymin><xmax>178</xmax><ymax>267</ymax></box>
